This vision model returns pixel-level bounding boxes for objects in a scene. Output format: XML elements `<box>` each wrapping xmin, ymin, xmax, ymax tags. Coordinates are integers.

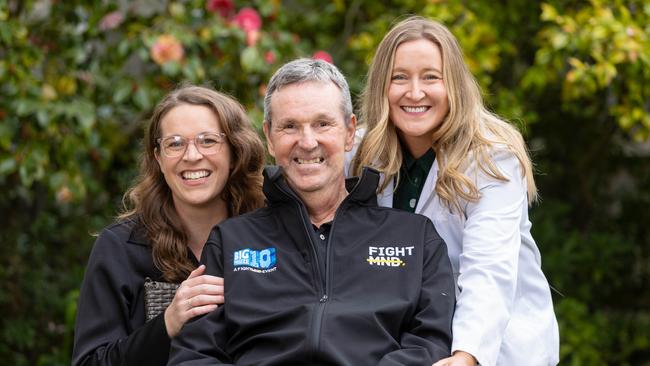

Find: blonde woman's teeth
<box><xmin>402</xmin><ymin>106</ymin><xmax>429</xmax><ymax>113</ymax></box>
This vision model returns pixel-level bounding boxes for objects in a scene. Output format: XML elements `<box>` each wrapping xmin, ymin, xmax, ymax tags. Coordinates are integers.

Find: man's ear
<box><xmin>263</xmin><ymin>120</ymin><xmax>275</xmax><ymax>158</ymax></box>
<box><xmin>344</xmin><ymin>114</ymin><xmax>357</xmax><ymax>152</ymax></box>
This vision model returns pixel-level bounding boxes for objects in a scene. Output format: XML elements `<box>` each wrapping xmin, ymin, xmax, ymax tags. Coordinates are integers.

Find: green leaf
<box><xmin>0</xmin><ymin>121</ymin><xmax>13</xmax><ymax>150</ymax></box>
<box><xmin>48</xmin><ymin>171</ymin><xmax>67</xmax><ymax>189</ymax></box>
<box><xmin>133</xmin><ymin>87</ymin><xmax>151</xmax><ymax>110</ymax></box>
<box><xmin>113</xmin><ymin>82</ymin><xmax>132</xmax><ymax>103</ymax></box>
<box><xmin>75</xmin><ymin>101</ymin><xmax>96</xmax><ymax>130</ymax></box>
<box><xmin>241</xmin><ymin>47</ymin><xmax>262</xmax><ymax>72</ymax></box>
<box><xmin>541</xmin><ymin>3</ymin><xmax>559</xmax><ymax>22</ymax></box>
<box><xmin>550</xmin><ymin>32</ymin><xmax>569</xmax><ymax>49</ymax></box>
<box><xmin>0</xmin><ymin>158</ymin><xmax>16</xmax><ymax>175</ymax></box>
<box><xmin>117</xmin><ymin>40</ymin><xmax>130</xmax><ymax>57</ymax></box>
<box><xmin>36</xmin><ymin>110</ymin><xmax>49</xmax><ymax>127</ymax></box>
<box><xmin>14</xmin><ymin>99</ymin><xmax>37</xmax><ymax>116</ymax></box>
<box><xmin>161</xmin><ymin>61</ymin><xmax>181</xmax><ymax>76</ymax></box>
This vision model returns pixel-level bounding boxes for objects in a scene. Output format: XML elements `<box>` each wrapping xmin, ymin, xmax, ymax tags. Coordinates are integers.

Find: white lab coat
<box><xmin>345</xmin><ymin>137</ymin><xmax>559</xmax><ymax>366</ymax></box>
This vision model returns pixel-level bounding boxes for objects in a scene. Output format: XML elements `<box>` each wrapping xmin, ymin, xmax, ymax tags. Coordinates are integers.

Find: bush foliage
<box><xmin>1</xmin><ymin>0</ymin><xmax>649</xmax><ymax>364</ymax></box>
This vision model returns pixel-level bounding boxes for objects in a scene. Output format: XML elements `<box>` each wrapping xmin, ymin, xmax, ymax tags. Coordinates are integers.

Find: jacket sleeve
<box><xmin>378</xmin><ymin>220</ymin><xmax>456</xmax><ymax>365</ymax></box>
<box><xmin>168</xmin><ymin>227</ymin><xmax>233</xmax><ymax>366</ymax></box>
<box><xmin>72</xmin><ymin>227</ymin><xmax>171</xmax><ymax>366</ymax></box>
<box><xmin>451</xmin><ymin>150</ymin><xmax>527</xmax><ymax>366</ymax></box>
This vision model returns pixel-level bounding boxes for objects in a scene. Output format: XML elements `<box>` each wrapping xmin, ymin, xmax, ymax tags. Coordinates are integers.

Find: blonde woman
<box><xmin>73</xmin><ymin>85</ymin><xmax>265</xmax><ymax>366</ymax></box>
<box><xmin>350</xmin><ymin>16</ymin><xmax>559</xmax><ymax>366</ymax></box>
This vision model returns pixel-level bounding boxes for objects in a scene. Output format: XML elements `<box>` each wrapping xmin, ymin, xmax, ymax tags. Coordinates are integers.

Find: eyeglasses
<box><xmin>157</xmin><ymin>132</ymin><xmax>227</xmax><ymax>158</ymax></box>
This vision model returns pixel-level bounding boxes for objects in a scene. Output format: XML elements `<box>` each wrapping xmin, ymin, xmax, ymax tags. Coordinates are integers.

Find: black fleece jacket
<box><xmin>73</xmin><ymin>219</ymin><xmax>198</xmax><ymax>366</ymax></box>
<box><xmin>169</xmin><ymin>167</ymin><xmax>455</xmax><ymax>366</ymax></box>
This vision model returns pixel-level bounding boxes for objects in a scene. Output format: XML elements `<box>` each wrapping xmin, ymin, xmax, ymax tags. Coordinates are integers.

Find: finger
<box><xmin>432</xmin><ymin>359</ymin><xmax>447</xmax><ymax>366</ymax></box>
<box><xmin>181</xmin><ymin>283</ymin><xmax>225</xmax><ymax>299</ymax></box>
<box><xmin>182</xmin><ymin>274</ymin><xmax>223</xmax><ymax>290</ymax></box>
<box><xmin>186</xmin><ymin>265</ymin><xmax>206</xmax><ymax>280</ymax></box>
<box><xmin>187</xmin><ymin>304</ymin><xmax>219</xmax><ymax>318</ymax></box>
<box><xmin>199</xmin><ymin>275</ymin><xmax>224</xmax><ymax>285</ymax></box>
<box><xmin>195</xmin><ymin>283</ymin><xmax>224</xmax><ymax>295</ymax></box>
<box><xmin>187</xmin><ymin>294</ymin><xmax>225</xmax><ymax>307</ymax></box>
<box><xmin>184</xmin><ymin>274</ymin><xmax>224</xmax><ymax>288</ymax></box>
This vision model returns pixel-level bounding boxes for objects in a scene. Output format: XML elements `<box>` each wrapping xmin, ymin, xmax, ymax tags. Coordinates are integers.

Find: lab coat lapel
<box><xmin>415</xmin><ymin>157</ymin><xmax>439</xmax><ymax>215</ymax></box>
<box><xmin>377</xmin><ymin>157</ymin><xmax>439</xmax><ymax>211</ymax></box>
<box><xmin>377</xmin><ymin>174</ymin><xmax>394</xmax><ymax>208</ymax></box>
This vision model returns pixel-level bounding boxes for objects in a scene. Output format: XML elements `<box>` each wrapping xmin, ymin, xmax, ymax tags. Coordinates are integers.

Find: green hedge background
<box><xmin>1</xmin><ymin>0</ymin><xmax>649</xmax><ymax>364</ymax></box>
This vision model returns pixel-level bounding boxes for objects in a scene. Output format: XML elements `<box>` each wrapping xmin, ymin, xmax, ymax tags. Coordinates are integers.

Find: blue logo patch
<box><xmin>233</xmin><ymin>248</ymin><xmax>277</xmax><ymax>273</ymax></box>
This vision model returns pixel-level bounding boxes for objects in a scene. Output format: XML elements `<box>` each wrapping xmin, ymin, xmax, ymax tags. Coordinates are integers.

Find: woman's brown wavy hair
<box><xmin>120</xmin><ymin>85</ymin><xmax>265</xmax><ymax>282</ymax></box>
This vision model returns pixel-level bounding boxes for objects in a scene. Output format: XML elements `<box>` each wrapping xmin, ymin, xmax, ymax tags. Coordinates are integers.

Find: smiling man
<box><xmin>262</xmin><ymin>66</ymin><xmax>355</xmax><ymax>228</ymax></box>
<box><xmin>169</xmin><ymin>59</ymin><xmax>456</xmax><ymax>366</ymax></box>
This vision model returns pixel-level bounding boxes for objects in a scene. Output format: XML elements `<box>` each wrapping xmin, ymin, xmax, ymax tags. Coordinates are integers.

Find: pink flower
<box><xmin>150</xmin><ymin>35</ymin><xmax>184</xmax><ymax>65</ymax></box>
<box><xmin>99</xmin><ymin>11</ymin><xmax>124</xmax><ymax>31</ymax></box>
<box><xmin>264</xmin><ymin>51</ymin><xmax>276</xmax><ymax>64</ymax></box>
<box><xmin>206</xmin><ymin>0</ymin><xmax>234</xmax><ymax>18</ymax></box>
<box><xmin>233</xmin><ymin>7</ymin><xmax>262</xmax><ymax>32</ymax></box>
<box><xmin>312</xmin><ymin>50</ymin><xmax>333</xmax><ymax>64</ymax></box>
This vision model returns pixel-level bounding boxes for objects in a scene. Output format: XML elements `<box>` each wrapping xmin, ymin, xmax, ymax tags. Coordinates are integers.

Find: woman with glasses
<box><xmin>350</xmin><ymin>17</ymin><xmax>559</xmax><ymax>366</ymax></box>
<box><xmin>72</xmin><ymin>85</ymin><xmax>265</xmax><ymax>366</ymax></box>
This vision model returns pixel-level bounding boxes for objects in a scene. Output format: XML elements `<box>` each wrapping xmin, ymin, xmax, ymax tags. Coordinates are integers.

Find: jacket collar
<box><xmin>125</xmin><ymin>218</ymin><xmax>149</xmax><ymax>246</ymax></box>
<box><xmin>263</xmin><ymin>166</ymin><xmax>380</xmax><ymax>207</ymax></box>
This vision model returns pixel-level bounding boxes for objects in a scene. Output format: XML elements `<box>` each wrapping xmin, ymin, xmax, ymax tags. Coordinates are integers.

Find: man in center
<box><xmin>169</xmin><ymin>58</ymin><xmax>455</xmax><ymax>365</ymax></box>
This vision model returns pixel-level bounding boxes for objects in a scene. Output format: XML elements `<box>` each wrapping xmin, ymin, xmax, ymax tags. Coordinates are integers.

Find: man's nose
<box><xmin>298</xmin><ymin>128</ymin><xmax>318</xmax><ymax>150</ymax></box>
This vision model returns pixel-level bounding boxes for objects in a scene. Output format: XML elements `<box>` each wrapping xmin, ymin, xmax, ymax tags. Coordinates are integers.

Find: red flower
<box><xmin>99</xmin><ymin>11</ymin><xmax>124</xmax><ymax>31</ymax></box>
<box><xmin>312</xmin><ymin>50</ymin><xmax>333</xmax><ymax>64</ymax></box>
<box><xmin>264</xmin><ymin>51</ymin><xmax>276</xmax><ymax>64</ymax></box>
<box><xmin>233</xmin><ymin>7</ymin><xmax>262</xmax><ymax>32</ymax></box>
<box><xmin>206</xmin><ymin>0</ymin><xmax>234</xmax><ymax>18</ymax></box>
<box><xmin>150</xmin><ymin>35</ymin><xmax>184</xmax><ymax>65</ymax></box>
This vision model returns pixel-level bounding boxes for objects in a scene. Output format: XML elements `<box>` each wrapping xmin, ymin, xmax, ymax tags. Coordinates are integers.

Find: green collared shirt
<box><xmin>393</xmin><ymin>148</ymin><xmax>436</xmax><ymax>213</ymax></box>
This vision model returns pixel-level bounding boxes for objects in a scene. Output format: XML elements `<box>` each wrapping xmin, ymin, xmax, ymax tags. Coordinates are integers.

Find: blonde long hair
<box><xmin>120</xmin><ymin>85</ymin><xmax>265</xmax><ymax>282</ymax></box>
<box><xmin>351</xmin><ymin>16</ymin><xmax>537</xmax><ymax>212</ymax></box>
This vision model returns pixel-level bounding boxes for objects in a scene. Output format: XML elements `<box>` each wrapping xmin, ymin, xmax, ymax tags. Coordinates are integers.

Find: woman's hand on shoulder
<box><xmin>164</xmin><ymin>264</ymin><xmax>224</xmax><ymax>338</ymax></box>
<box><xmin>432</xmin><ymin>351</ymin><xmax>477</xmax><ymax>366</ymax></box>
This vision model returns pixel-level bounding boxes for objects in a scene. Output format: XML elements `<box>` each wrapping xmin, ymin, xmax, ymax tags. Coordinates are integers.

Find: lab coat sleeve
<box><xmin>378</xmin><ymin>220</ymin><xmax>455</xmax><ymax>365</ymax></box>
<box><xmin>72</xmin><ymin>228</ymin><xmax>171</xmax><ymax>366</ymax></box>
<box><xmin>451</xmin><ymin>150</ymin><xmax>527</xmax><ymax>366</ymax></box>
<box><xmin>168</xmin><ymin>227</ymin><xmax>232</xmax><ymax>366</ymax></box>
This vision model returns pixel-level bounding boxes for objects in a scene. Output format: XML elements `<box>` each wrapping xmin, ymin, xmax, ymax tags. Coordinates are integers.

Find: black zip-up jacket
<box><xmin>73</xmin><ymin>219</ymin><xmax>198</xmax><ymax>366</ymax></box>
<box><xmin>169</xmin><ymin>167</ymin><xmax>455</xmax><ymax>366</ymax></box>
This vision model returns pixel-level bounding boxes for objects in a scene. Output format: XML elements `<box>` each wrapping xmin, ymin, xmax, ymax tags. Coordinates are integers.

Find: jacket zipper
<box><xmin>294</xmin><ymin>201</ymin><xmax>326</xmax><ymax>295</ymax></box>
<box><xmin>307</xmin><ymin>201</ymin><xmax>349</xmax><ymax>358</ymax></box>
<box><xmin>277</xmin><ymin>180</ymin><xmax>326</xmax><ymax>295</ymax></box>
<box><xmin>277</xmin><ymin>179</ymin><xmax>354</xmax><ymax>361</ymax></box>
<box><xmin>293</xmin><ymin>200</ymin><xmax>328</xmax><ymax>360</ymax></box>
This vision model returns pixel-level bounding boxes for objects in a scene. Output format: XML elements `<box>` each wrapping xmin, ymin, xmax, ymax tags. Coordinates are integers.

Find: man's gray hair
<box><xmin>263</xmin><ymin>58</ymin><xmax>353</xmax><ymax>125</ymax></box>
